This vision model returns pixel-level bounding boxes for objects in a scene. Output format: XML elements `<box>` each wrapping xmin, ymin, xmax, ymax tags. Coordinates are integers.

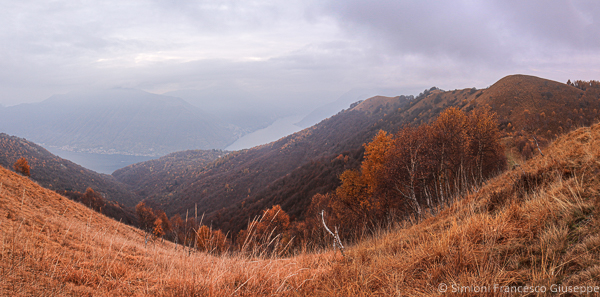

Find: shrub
<box><xmin>13</xmin><ymin>157</ymin><xmax>30</xmax><ymax>177</ymax></box>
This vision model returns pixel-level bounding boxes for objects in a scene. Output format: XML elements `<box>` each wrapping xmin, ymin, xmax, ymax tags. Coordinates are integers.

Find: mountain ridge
<box><xmin>114</xmin><ymin>74</ymin><xmax>600</xmax><ymax>234</ymax></box>
<box><xmin>0</xmin><ymin>133</ymin><xmax>139</xmax><ymax>207</ymax></box>
<box><xmin>0</xmin><ymin>88</ymin><xmax>239</xmax><ymax>156</ymax></box>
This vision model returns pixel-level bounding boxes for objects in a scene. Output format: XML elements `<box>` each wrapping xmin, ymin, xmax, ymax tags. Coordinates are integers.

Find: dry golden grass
<box><xmin>0</xmin><ymin>166</ymin><xmax>336</xmax><ymax>296</ymax></box>
<box><xmin>3</xmin><ymin>122</ymin><xmax>600</xmax><ymax>296</ymax></box>
<box><xmin>298</xmin><ymin>123</ymin><xmax>600</xmax><ymax>296</ymax></box>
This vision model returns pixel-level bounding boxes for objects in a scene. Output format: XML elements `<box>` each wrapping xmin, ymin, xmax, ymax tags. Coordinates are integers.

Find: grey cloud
<box><xmin>321</xmin><ymin>1</ymin><xmax>506</xmax><ymax>61</ymax></box>
<box><xmin>491</xmin><ymin>0</ymin><xmax>600</xmax><ymax>50</ymax></box>
<box><xmin>1</xmin><ymin>0</ymin><xmax>599</xmax><ymax>109</ymax></box>
<box><xmin>321</xmin><ymin>0</ymin><xmax>600</xmax><ymax>67</ymax></box>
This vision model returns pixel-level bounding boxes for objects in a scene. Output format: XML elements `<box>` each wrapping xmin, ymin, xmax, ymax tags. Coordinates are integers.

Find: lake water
<box><xmin>225</xmin><ymin>115</ymin><xmax>305</xmax><ymax>151</ymax></box>
<box><xmin>44</xmin><ymin>147</ymin><xmax>156</xmax><ymax>175</ymax></box>
<box><xmin>42</xmin><ymin>114</ymin><xmax>306</xmax><ymax>173</ymax></box>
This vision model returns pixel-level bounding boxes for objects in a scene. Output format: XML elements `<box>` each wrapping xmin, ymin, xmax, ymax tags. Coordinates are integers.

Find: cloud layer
<box><xmin>1</xmin><ymin>0</ymin><xmax>599</xmax><ymax>108</ymax></box>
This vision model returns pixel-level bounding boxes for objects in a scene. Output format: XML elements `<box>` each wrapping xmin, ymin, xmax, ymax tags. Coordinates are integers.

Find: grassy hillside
<box><xmin>0</xmin><ymin>165</ymin><xmax>333</xmax><ymax>296</ymax></box>
<box><xmin>467</xmin><ymin>75</ymin><xmax>600</xmax><ymax>138</ymax></box>
<box><xmin>0</xmin><ymin>133</ymin><xmax>139</xmax><ymax>207</ymax></box>
<box><xmin>302</xmin><ymin>122</ymin><xmax>600</xmax><ymax>295</ymax></box>
<box><xmin>3</xmin><ymin>113</ymin><xmax>600</xmax><ymax>296</ymax></box>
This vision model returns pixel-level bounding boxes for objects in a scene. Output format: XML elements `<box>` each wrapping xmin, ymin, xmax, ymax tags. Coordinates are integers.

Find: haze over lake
<box><xmin>45</xmin><ymin>147</ymin><xmax>155</xmax><ymax>174</ymax></box>
<box><xmin>225</xmin><ymin>115</ymin><xmax>304</xmax><ymax>151</ymax></box>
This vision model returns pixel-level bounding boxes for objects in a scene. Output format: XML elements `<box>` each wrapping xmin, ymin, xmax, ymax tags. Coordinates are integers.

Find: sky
<box><xmin>1</xmin><ymin>0</ymin><xmax>599</xmax><ymax>108</ymax></box>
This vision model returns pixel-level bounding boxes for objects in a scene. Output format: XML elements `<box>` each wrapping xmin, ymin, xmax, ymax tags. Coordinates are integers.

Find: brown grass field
<box><xmin>2</xmin><ymin>122</ymin><xmax>600</xmax><ymax>296</ymax></box>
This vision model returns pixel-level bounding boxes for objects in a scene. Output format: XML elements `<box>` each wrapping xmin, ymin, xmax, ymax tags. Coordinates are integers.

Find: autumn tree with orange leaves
<box><xmin>196</xmin><ymin>225</ymin><xmax>229</xmax><ymax>254</ymax></box>
<box><xmin>312</xmin><ymin>107</ymin><xmax>506</xmax><ymax>237</ymax></box>
<box><xmin>237</xmin><ymin>204</ymin><xmax>292</xmax><ymax>255</ymax></box>
<box><xmin>13</xmin><ymin>157</ymin><xmax>30</xmax><ymax>177</ymax></box>
<box><xmin>381</xmin><ymin>107</ymin><xmax>505</xmax><ymax>218</ymax></box>
<box><xmin>136</xmin><ymin>202</ymin><xmax>157</xmax><ymax>246</ymax></box>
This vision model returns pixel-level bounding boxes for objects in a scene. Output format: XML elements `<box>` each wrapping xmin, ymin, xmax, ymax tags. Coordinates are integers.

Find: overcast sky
<box><xmin>1</xmin><ymin>0</ymin><xmax>599</xmax><ymax>108</ymax></box>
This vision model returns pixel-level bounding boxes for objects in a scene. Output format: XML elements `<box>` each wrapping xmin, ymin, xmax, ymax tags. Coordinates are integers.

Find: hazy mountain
<box><xmin>165</xmin><ymin>86</ymin><xmax>282</xmax><ymax>134</ymax></box>
<box><xmin>296</xmin><ymin>88</ymin><xmax>405</xmax><ymax>128</ymax></box>
<box><xmin>0</xmin><ymin>88</ymin><xmax>238</xmax><ymax>156</ymax></box>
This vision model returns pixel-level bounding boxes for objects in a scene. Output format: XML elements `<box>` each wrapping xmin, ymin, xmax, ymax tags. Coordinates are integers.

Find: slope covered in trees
<box><xmin>305</xmin><ymin>107</ymin><xmax>506</xmax><ymax>238</ymax></box>
<box><xmin>0</xmin><ymin>133</ymin><xmax>139</xmax><ymax>207</ymax></box>
<box><xmin>115</xmin><ymin>75</ymin><xmax>600</xmax><ymax>236</ymax></box>
<box><xmin>113</xmin><ymin>149</ymin><xmax>225</xmax><ymax>198</ymax></box>
<box><xmin>113</xmin><ymin>96</ymin><xmax>413</xmax><ymax>229</ymax></box>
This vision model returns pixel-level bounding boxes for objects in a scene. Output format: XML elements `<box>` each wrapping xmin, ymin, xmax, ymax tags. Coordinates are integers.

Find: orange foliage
<box><xmin>237</xmin><ymin>205</ymin><xmax>292</xmax><ymax>255</ymax></box>
<box><xmin>196</xmin><ymin>226</ymin><xmax>229</xmax><ymax>254</ymax></box>
<box><xmin>255</xmin><ymin>204</ymin><xmax>290</xmax><ymax>238</ymax></box>
<box><xmin>80</xmin><ymin>188</ymin><xmax>106</xmax><ymax>212</ymax></box>
<box><xmin>311</xmin><ymin>107</ymin><xmax>507</xmax><ymax>237</ymax></box>
<box><xmin>153</xmin><ymin>218</ymin><xmax>165</xmax><ymax>238</ymax></box>
<box><xmin>196</xmin><ymin>225</ymin><xmax>211</xmax><ymax>251</ymax></box>
<box><xmin>135</xmin><ymin>202</ymin><xmax>156</xmax><ymax>233</ymax></box>
<box><xmin>13</xmin><ymin>157</ymin><xmax>30</xmax><ymax>177</ymax></box>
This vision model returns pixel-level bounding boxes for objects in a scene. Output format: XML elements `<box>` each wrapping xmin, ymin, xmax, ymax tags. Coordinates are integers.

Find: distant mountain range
<box><xmin>164</xmin><ymin>86</ymin><xmax>281</xmax><ymax>134</ymax></box>
<box><xmin>0</xmin><ymin>88</ymin><xmax>239</xmax><ymax>156</ymax></box>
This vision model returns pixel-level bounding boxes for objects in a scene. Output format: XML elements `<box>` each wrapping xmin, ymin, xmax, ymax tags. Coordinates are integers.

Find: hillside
<box><xmin>466</xmin><ymin>74</ymin><xmax>600</xmax><ymax>138</ymax></box>
<box><xmin>113</xmin><ymin>149</ymin><xmax>225</xmax><ymax>198</ymax></box>
<box><xmin>3</xmin><ymin>114</ymin><xmax>600</xmax><ymax>295</ymax></box>
<box><xmin>295</xmin><ymin>88</ymin><xmax>401</xmax><ymax>128</ymax></box>
<box><xmin>116</xmin><ymin>75</ymin><xmax>600</xmax><ymax>235</ymax></box>
<box><xmin>114</xmin><ymin>95</ymin><xmax>412</xmax><ymax>230</ymax></box>
<box><xmin>0</xmin><ymin>133</ymin><xmax>138</xmax><ymax>207</ymax></box>
<box><xmin>302</xmin><ymin>121</ymin><xmax>600</xmax><ymax>295</ymax></box>
<box><xmin>0</xmin><ymin>165</ymin><xmax>330</xmax><ymax>296</ymax></box>
<box><xmin>0</xmin><ymin>88</ymin><xmax>239</xmax><ymax>156</ymax></box>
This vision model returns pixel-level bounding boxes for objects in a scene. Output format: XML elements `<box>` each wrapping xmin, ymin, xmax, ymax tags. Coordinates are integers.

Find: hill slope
<box><xmin>0</xmin><ymin>133</ymin><xmax>138</xmax><ymax>206</ymax></box>
<box><xmin>303</xmin><ymin>122</ymin><xmax>600</xmax><ymax>295</ymax></box>
<box><xmin>0</xmin><ymin>89</ymin><xmax>238</xmax><ymax>156</ymax></box>
<box><xmin>117</xmin><ymin>75</ymin><xmax>600</xmax><ymax>234</ymax></box>
<box><xmin>465</xmin><ymin>74</ymin><xmax>600</xmax><ymax>138</ymax></box>
<box><xmin>114</xmin><ymin>95</ymin><xmax>412</xmax><ymax>228</ymax></box>
<box><xmin>3</xmin><ymin>112</ymin><xmax>600</xmax><ymax>296</ymax></box>
<box><xmin>112</xmin><ymin>149</ymin><xmax>225</xmax><ymax>198</ymax></box>
<box><xmin>0</xmin><ymin>165</ymin><xmax>331</xmax><ymax>296</ymax></box>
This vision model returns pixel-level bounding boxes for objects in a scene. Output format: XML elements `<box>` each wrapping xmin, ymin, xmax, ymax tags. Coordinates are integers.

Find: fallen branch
<box><xmin>320</xmin><ymin>210</ymin><xmax>345</xmax><ymax>257</ymax></box>
<box><xmin>532</xmin><ymin>135</ymin><xmax>544</xmax><ymax>156</ymax></box>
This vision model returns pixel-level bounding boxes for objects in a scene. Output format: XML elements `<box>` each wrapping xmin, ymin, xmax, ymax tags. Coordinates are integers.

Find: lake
<box><xmin>42</xmin><ymin>114</ymin><xmax>306</xmax><ymax>173</ymax></box>
<box><xmin>44</xmin><ymin>147</ymin><xmax>156</xmax><ymax>175</ymax></box>
<box><xmin>225</xmin><ymin>115</ymin><xmax>304</xmax><ymax>151</ymax></box>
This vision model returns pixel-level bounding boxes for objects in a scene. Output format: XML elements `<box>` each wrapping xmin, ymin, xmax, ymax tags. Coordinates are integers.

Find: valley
<box><xmin>3</xmin><ymin>0</ymin><xmax>599</xmax><ymax>294</ymax></box>
<box><xmin>2</xmin><ymin>106</ymin><xmax>600</xmax><ymax>295</ymax></box>
<box><xmin>2</xmin><ymin>75</ymin><xmax>600</xmax><ymax>295</ymax></box>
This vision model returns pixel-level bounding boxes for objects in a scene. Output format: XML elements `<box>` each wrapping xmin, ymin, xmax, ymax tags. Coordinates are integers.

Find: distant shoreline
<box><xmin>44</xmin><ymin>147</ymin><xmax>156</xmax><ymax>175</ymax></box>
